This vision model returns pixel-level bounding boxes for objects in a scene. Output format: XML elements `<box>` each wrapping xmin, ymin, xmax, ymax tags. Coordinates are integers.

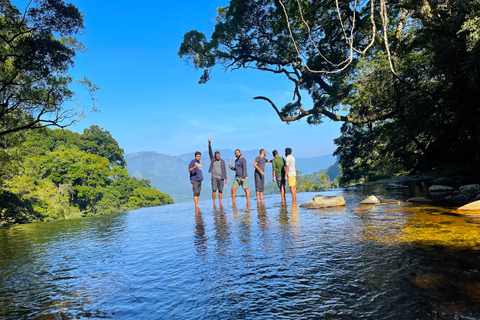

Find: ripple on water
<box><xmin>1</xmin><ymin>191</ymin><xmax>480</xmax><ymax>319</ymax></box>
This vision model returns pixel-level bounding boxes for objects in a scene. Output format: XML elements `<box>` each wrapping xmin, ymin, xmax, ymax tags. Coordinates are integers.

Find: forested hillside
<box><xmin>0</xmin><ymin>126</ymin><xmax>173</xmax><ymax>226</ymax></box>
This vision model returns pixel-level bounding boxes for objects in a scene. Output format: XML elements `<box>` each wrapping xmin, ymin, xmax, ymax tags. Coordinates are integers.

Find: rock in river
<box><xmin>407</xmin><ymin>197</ymin><xmax>433</xmax><ymax>203</ymax></box>
<box><xmin>300</xmin><ymin>195</ymin><xmax>346</xmax><ymax>209</ymax></box>
<box><xmin>458</xmin><ymin>200</ymin><xmax>480</xmax><ymax>212</ymax></box>
<box><xmin>385</xmin><ymin>184</ymin><xmax>408</xmax><ymax>189</ymax></box>
<box><xmin>360</xmin><ymin>195</ymin><xmax>382</xmax><ymax>204</ymax></box>
<box><xmin>429</xmin><ymin>185</ymin><xmax>455</xmax><ymax>193</ymax></box>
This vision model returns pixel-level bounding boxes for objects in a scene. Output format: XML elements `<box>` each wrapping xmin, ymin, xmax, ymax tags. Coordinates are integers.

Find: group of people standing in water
<box><xmin>188</xmin><ymin>139</ymin><xmax>297</xmax><ymax>208</ymax></box>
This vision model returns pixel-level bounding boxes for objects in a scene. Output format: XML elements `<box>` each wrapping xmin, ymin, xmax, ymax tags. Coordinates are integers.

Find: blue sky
<box><xmin>65</xmin><ymin>0</ymin><xmax>343</xmax><ymax>158</ymax></box>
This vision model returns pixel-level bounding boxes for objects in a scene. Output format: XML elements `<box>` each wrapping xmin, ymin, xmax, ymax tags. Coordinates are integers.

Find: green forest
<box><xmin>179</xmin><ymin>0</ymin><xmax>480</xmax><ymax>185</ymax></box>
<box><xmin>0</xmin><ymin>126</ymin><xmax>174</xmax><ymax>226</ymax></box>
<box><xmin>0</xmin><ymin>1</ymin><xmax>173</xmax><ymax>226</ymax></box>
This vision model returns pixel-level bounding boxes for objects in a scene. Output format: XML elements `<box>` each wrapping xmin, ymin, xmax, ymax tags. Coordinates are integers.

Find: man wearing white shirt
<box><xmin>284</xmin><ymin>147</ymin><xmax>297</xmax><ymax>203</ymax></box>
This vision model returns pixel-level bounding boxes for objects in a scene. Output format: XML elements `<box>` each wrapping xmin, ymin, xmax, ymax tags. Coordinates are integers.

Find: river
<box><xmin>1</xmin><ymin>186</ymin><xmax>480</xmax><ymax>319</ymax></box>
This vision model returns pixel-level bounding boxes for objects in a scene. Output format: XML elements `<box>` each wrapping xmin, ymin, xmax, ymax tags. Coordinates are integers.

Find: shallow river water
<box><xmin>1</xmin><ymin>186</ymin><xmax>480</xmax><ymax>319</ymax></box>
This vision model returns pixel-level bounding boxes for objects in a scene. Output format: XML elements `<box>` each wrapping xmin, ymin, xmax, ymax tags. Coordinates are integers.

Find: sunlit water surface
<box><xmin>1</xmin><ymin>187</ymin><xmax>480</xmax><ymax>319</ymax></box>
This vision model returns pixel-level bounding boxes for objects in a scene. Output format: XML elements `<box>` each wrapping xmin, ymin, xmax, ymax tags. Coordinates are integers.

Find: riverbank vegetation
<box><xmin>0</xmin><ymin>126</ymin><xmax>174</xmax><ymax>226</ymax></box>
<box><xmin>179</xmin><ymin>0</ymin><xmax>480</xmax><ymax>186</ymax></box>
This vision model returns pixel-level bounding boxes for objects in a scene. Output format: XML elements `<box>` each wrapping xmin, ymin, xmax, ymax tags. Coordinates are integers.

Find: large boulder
<box><xmin>300</xmin><ymin>195</ymin><xmax>345</xmax><ymax>209</ymax></box>
<box><xmin>458</xmin><ymin>200</ymin><xmax>480</xmax><ymax>211</ymax></box>
<box><xmin>459</xmin><ymin>184</ymin><xmax>480</xmax><ymax>198</ymax></box>
<box><xmin>451</xmin><ymin>184</ymin><xmax>480</xmax><ymax>204</ymax></box>
<box><xmin>360</xmin><ymin>195</ymin><xmax>382</xmax><ymax>204</ymax></box>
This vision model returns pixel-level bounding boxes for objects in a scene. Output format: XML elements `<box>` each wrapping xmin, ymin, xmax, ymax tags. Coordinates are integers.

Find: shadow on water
<box><xmin>1</xmin><ymin>189</ymin><xmax>480</xmax><ymax>319</ymax></box>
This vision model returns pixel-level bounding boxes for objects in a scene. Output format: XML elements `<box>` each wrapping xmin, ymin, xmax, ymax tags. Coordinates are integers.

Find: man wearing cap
<box><xmin>188</xmin><ymin>151</ymin><xmax>204</xmax><ymax>208</ymax></box>
<box><xmin>208</xmin><ymin>139</ymin><xmax>227</xmax><ymax>207</ymax></box>
<box><xmin>229</xmin><ymin>149</ymin><xmax>250</xmax><ymax>205</ymax></box>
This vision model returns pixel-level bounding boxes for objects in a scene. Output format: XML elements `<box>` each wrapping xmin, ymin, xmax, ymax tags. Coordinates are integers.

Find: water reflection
<box><xmin>213</xmin><ymin>206</ymin><xmax>231</xmax><ymax>253</ymax></box>
<box><xmin>2</xmin><ymin>191</ymin><xmax>480</xmax><ymax>319</ymax></box>
<box><xmin>194</xmin><ymin>208</ymin><xmax>208</xmax><ymax>257</ymax></box>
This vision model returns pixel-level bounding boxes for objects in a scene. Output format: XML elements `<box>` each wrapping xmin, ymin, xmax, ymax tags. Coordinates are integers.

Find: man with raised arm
<box><xmin>208</xmin><ymin>139</ymin><xmax>227</xmax><ymax>207</ymax></box>
<box><xmin>188</xmin><ymin>151</ymin><xmax>204</xmax><ymax>208</ymax></box>
<box><xmin>285</xmin><ymin>147</ymin><xmax>297</xmax><ymax>203</ymax></box>
<box><xmin>229</xmin><ymin>149</ymin><xmax>250</xmax><ymax>205</ymax></box>
<box><xmin>271</xmin><ymin>150</ymin><xmax>286</xmax><ymax>205</ymax></box>
<box><xmin>253</xmin><ymin>149</ymin><xmax>271</xmax><ymax>202</ymax></box>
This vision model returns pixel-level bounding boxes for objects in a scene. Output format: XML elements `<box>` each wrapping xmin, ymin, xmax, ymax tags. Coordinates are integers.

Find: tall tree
<box><xmin>0</xmin><ymin>0</ymin><xmax>97</xmax><ymax>145</ymax></box>
<box><xmin>179</xmin><ymin>0</ymin><xmax>480</xmax><ymax>182</ymax></box>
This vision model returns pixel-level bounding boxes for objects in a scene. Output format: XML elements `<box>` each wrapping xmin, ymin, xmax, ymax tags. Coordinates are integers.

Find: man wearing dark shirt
<box><xmin>188</xmin><ymin>151</ymin><xmax>204</xmax><ymax>208</ymax></box>
<box><xmin>208</xmin><ymin>139</ymin><xmax>227</xmax><ymax>207</ymax></box>
<box><xmin>229</xmin><ymin>149</ymin><xmax>250</xmax><ymax>205</ymax></box>
<box><xmin>253</xmin><ymin>149</ymin><xmax>271</xmax><ymax>202</ymax></box>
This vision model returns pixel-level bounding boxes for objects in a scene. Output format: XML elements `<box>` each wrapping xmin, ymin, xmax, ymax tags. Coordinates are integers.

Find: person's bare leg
<box><xmin>219</xmin><ymin>191</ymin><xmax>223</xmax><ymax>203</ymax></box>
<box><xmin>231</xmin><ymin>187</ymin><xmax>237</xmax><ymax>205</ymax></box>
<box><xmin>212</xmin><ymin>191</ymin><xmax>216</xmax><ymax>205</ymax></box>
<box><xmin>194</xmin><ymin>196</ymin><xmax>199</xmax><ymax>208</ymax></box>
<box><xmin>291</xmin><ymin>186</ymin><xmax>297</xmax><ymax>203</ymax></box>
<box><xmin>256</xmin><ymin>191</ymin><xmax>260</xmax><ymax>202</ymax></box>
<box><xmin>281</xmin><ymin>187</ymin><xmax>286</xmax><ymax>205</ymax></box>
<box><xmin>245</xmin><ymin>188</ymin><xmax>250</xmax><ymax>205</ymax></box>
<box><xmin>260</xmin><ymin>192</ymin><xmax>264</xmax><ymax>201</ymax></box>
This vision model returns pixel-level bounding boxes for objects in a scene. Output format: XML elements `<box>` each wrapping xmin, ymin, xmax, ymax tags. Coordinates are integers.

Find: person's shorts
<box><xmin>211</xmin><ymin>177</ymin><xmax>224</xmax><ymax>193</ymax></box>
<box><xmin>232</xmin><ymin>176</ymin><xmax>248</xmax><ymax>189</ymax></box>
<box><xmin>254</xmin><ymin>172</ymin><xmax>264</xmax><ymax>192</ymax></box>
<box><xmin>191</xmin><ymin>180</ymin><xmax>201</xmax><ymax>197</ymax></box>
<box><xmin>275</xmin><ymin>176</ymin><xmax>285</xmax><ymax>189</ymax></box>
<box><xmin>287</xmin><ymin>176</ymin><xmax>296</xmax><ymax>187</ymax></box>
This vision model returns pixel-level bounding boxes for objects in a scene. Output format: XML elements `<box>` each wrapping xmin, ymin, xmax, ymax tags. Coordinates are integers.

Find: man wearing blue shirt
<box><xmin>188</xmin><ymin>151</ymin><xmax>204</xmax><ymax>208</ymax></box>
<box><xmin>229</xmin><ymin>149</ymin><xmax>250</xmax><ymax>205</ymax></box>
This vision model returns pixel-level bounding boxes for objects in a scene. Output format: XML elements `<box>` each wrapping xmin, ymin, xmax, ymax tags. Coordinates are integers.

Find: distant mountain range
<box><xmin>125</xmin><ymin>150</ymin><xmax>337</xmax><ymax>203</ymax></box>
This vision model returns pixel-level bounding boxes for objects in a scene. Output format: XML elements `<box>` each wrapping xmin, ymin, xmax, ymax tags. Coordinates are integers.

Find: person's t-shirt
<box><xmin>254</xmin><ymin>156</ymin><xmax>269</xmax><ymax>175</ymax></box>
<box><xmin>272</xmin><ymin>157</ymin><xmax>285</xmax><ymax>177</ymax></box>
<box><xmin>285</xmin><ymin>155</ymin><xmax>296</xmax><ymax>178</ymax></box>
<box><xmin>189</xmin><ymin>159</ymin><xmax>204</xmax><ymax>181</ymax></box>
<box><xmin>233</xmin><ymin>157</ymin><xmax>247</xmax><ymax>178</ymax></box>
<box><xmin>211</xmin><ymin>160</ymin><xmax>222</xmax><ymax>179</ymax></box>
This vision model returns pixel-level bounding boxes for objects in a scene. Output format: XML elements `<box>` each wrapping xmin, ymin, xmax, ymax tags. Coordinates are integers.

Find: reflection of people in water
<box><xmin>213</xmin><ymin>206</ymin><xmax>230</xmax><ymax>252</ymax></box>
<box><xmin>290</xmin><ymin>203</ymin><xmax>299</xmax><ymax>228</ymax></box>
<box><xmin>257</xmin><ymin>202</ymin><xmax>269</xmax><ymax>239</ymax></box>
<box><xmin>194</xmin><ymin>209</ymin><xmax>208</xmax><ymax>257</ymax></box>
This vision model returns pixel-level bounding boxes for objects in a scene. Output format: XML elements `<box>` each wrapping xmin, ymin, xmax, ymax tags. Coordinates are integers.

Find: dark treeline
<box><xmin>0</xmin><ymin>126</ymin><xmax>174</xmax><ymax>226</ymax></box>
<box><xmin>179</xmin><ymin>0</ymin><xmax>480</xmax><ymax>185</ymax></box>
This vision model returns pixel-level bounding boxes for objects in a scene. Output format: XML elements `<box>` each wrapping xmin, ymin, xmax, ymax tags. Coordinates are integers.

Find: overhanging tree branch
<box><xmin>253</xmin><ymin>95</ymin><xmax>396</xmax><ymax>124</ymax></box>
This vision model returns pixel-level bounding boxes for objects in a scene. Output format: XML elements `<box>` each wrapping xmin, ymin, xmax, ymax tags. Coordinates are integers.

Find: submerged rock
<box><xmin>458</xmin><ymin>200</ymin><xmax>480</xmax><ymax>211</ymax></box>
<box><xmin>300</xmin><ymin>195</ymin><xmax>345</xmax><ymax>209</ymax></box>
<box><xmin>407</xmin><ymin>197</ymin><xmax>433</xmax><ymax>203</ymax></box>
<box><xmin>429</xmin><ymin>185</ymin><xmax>455</xmax><ymax>193</ymax></box>
<box><xmin>385</xmin><ymin>183</ymin><xmax>408</xmax><ymax>189</ymax></box>
<box><xmin>360</xmin><ymin>195</ymin><xmax>382</xmax><ymax>204</ymax></box>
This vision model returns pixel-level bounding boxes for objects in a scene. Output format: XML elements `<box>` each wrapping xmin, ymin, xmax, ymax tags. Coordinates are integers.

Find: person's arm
<box><xmin>208</xmin><ymin>139</ymin><xmax>214</xmax><ymax>160</ymax></box>
<box><xmin>239</xmin><ymin>159</ymin><xmax>246</xmax><ymax>181</ymax></box>
<box><xmin>284</xmin><ymin>157</ymin><xmax>289</xmax><ymax>179</ymax></box>
<box><xmin>272</xmin><ymin>169</ymin><xmax>276</xmax><ymax>182</ymax></box>
<box><xmin>254</xmin><ymin>160</ymin><xmax>264</xmax><ymax>176</ymax></box>
<box><xmin>188</xmin><ymin>161</ymin><xmax>198</xmax><ymax>173</ymax></box>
